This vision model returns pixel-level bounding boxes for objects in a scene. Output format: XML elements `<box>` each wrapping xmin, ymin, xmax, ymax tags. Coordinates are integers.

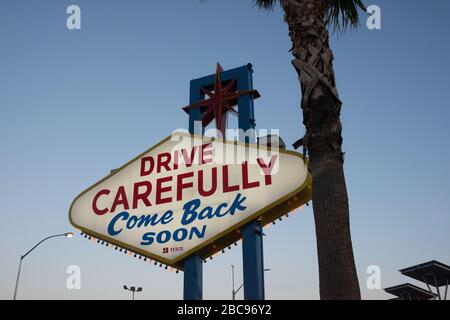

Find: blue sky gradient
<box><xmin>0</xmin><ymin>0</ymin><xmax>449</xmax><ymax>299</ymax></box>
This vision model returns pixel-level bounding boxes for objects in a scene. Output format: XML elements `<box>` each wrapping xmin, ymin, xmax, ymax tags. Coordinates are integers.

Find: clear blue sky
<box><xmin>0</xmin><ymin>0</ymin><xmax>449</xmax><ymax>300</ymax></box>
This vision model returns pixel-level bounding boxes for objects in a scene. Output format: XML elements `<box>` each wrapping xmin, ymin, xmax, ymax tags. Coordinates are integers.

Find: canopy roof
<box><xmin>384</xmin><ymin>283</ymin><xmax>437</xmax><ymax>300</ymax></box>
<box><xmin>400</xmin><ymin>260</ymin><xmax>450</xmax><ymax>287</ymax></box>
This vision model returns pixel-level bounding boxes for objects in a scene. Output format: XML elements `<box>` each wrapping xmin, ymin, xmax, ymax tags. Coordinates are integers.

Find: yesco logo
<box><xmin>69</xmin><ymin>132</ymin><xmax>311</xmax><ymax>267</ymax></box>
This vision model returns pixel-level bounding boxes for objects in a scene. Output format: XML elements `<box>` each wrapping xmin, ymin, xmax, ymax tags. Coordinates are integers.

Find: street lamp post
<box><xmin>231</xmin><ymin>265</ymin><xmax>271</xmax><ymax>300</ymax></box>
<box><xmin>124</xmin><ymin>285</ymin><xmax>143</xmax><ymax>300</ymax></box>
<box><xmin>13</xmin><ymin>232</ymin><xmax>74</xmax><ymax>300</ymax></box>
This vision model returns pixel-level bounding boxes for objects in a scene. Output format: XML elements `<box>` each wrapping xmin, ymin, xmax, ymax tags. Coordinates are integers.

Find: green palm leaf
<box><xmin>254</xmin><ymin>0</ymin><xmax>366</xmax><ymax>31</ymax></box>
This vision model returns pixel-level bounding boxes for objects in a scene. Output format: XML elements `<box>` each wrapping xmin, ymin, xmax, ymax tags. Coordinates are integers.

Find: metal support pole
<box><xmin>242</xmin><ymin>220</ymin><xmax>265</xmax><ymax>300</ymax></box>
<box><xmin>237</xmin><ymin>64</ymin><xmax>256</xmax><ymax>143</ymax></box>
<box><xmin>183</xmin><ymin>254</ymin><xmax>203</xmax><ymax>300</ymax></box>
<box><xmin>444</xmin><ymin>279</ymin><xmax>448</xmax><ymax>300</ymax></box>
<box><xmin>12</xmin><ymin>257</ymin><xmax>23</xmax><ymax>300</ymax></box>
<box><xmin>237</xmin><ymin>64</ymin><xmax>265</xmax><ymax>300</ymax></box>
<box><xmin>231</xmin><ymin>265</ymin><xmax>235</xmax><ymax>300</ymax></box>
<box><xmin>432</xmin><ymin>273</ymin><xmax>442</xmax><ymax>300</ymax></box>
<box><xmin>12</xmin><ymin>233</ymin><xmax>72</xmax><ymax>300</ymax></box>
<box><xmin>183</xmin><ymin>76</ymin><xmax>206</xmax><ymax>300</ymax></box>
<box><xmin>189</xmin><ymin>78</ymin><xmax>205</xmax><ymax>135</ymax></box>
<box><xmin>422</xmin><ymin>275</ymin><xmax>435</xmax><ymax>299</ymax></box>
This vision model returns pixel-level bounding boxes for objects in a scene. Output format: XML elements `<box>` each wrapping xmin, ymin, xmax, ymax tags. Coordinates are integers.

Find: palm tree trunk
<box><xmin>281</xmin><ymin>0</ymin><xmax>361</xmax><ymax>299</ymax></box>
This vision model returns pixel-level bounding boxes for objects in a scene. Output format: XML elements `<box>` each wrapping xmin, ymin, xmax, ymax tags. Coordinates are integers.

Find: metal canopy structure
<box><xmin>384</xmin><ymin>260</ymin><xmax>449</xmax><ymax>300</ymax></box>
<box><xmin>384</xmin><ymin>283</ymin><xmax>437</xmax><ymax>300</ymax></box>
<box><xmin>400</xmin><ymin>260</ymin><xmax>450</xmax><ymax>300</ymax></box>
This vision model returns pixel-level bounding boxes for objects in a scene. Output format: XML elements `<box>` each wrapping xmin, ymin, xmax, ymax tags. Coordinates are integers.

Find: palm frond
<box><xmin>326</xmin><ymin>0</ymin><xmax>366</xmax><ymax>31</ymax></box>
<box><xmin>254</xmin><ymin>0</ymin><xmax>366</xmax><ymax>32</ymax></box>
<box><xmin>253</xmin><ymin>0</ymin><xmax>278</xmax><ymax>10</ymax></box>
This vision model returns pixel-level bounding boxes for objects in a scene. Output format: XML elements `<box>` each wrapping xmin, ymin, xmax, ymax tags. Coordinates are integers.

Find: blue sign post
<box><xmin>183</xmin><ymin>63</ymin><xmax>265</xmax><ymax>300</ymax></box>
<box><xmin>183</xmin><ymin>254</ymin><xmax>203</xmax><ymax>300</ymax></box>
<box><xmin>242</xmin><ymin>221</ymin><xmax>265</xmax><ymax>300</ymax></box>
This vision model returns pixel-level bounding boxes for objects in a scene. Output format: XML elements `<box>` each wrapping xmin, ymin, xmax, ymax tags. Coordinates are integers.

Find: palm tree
<box><xmin>254</xmin><ymin>0</ymin><xmax>365</xmax><ymax>300</ymax></box>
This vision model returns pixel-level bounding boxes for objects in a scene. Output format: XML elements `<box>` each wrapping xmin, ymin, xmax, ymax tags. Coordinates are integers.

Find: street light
<box><xmin>13</xmin><ymin>232</ymin><xmax>74</xmax><ymax>300</ymax></box>
<box><xmin>231</xmin><ymin>265</ymin><xmax>271</xmax><ymax>300</ymax></box>
<box><xmin>124</xmin><ymin>285</ymin><xmax>143</xmax><ymax>300</ymax></box>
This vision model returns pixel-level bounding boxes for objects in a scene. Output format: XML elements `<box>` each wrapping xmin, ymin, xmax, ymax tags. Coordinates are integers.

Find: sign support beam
<box><xmin>183</xmin><ymin>82</ymin><xmax>205</xmax><ymax>300</ymax></box>
<box><xmin>183</xmin><ymin>254</ymin><xmax>203</xmax><ymax>300</ymax></box>
<box><xmin>235</xmin><ymin>64</ymin><xmax>265</xmax><ymax>300</ymax></box>
<box><xmin>242</xmin><ymin>220</ymin><xmax>265</xmax><ymax>300</ymax></box>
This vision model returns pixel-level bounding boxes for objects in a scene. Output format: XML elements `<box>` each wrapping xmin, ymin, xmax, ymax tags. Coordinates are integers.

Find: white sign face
<box><xmin>69</xmin><ymin>132</ymin><xmax>310</xmax><ymax>267</ymax></box>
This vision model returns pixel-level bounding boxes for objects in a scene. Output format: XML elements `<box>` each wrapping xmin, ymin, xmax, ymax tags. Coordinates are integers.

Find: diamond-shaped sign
<box><xmin>69</xmin><ymin>132</ymin><xmax>311</xmax><ymax>269</ymax></box>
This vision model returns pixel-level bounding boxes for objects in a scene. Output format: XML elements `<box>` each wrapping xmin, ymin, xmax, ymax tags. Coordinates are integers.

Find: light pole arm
<box><xmin>231</xmin><ymin>268</ymin><xmax>269</xmax><ymax>300</ymax></box>
<box><xmin>235</xmin><ymin>283</ymin><xmax>244</xmax><ymax>295</ymax></box>
<box><xmin>21</xmin><ymin>234</ymin><xmax>68</xmax><ymax>260</ymax></box>
<box><xmin>13</xmin><ymin>233</ymin><xmax>72</xmax><ymax>300</ymax></box>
